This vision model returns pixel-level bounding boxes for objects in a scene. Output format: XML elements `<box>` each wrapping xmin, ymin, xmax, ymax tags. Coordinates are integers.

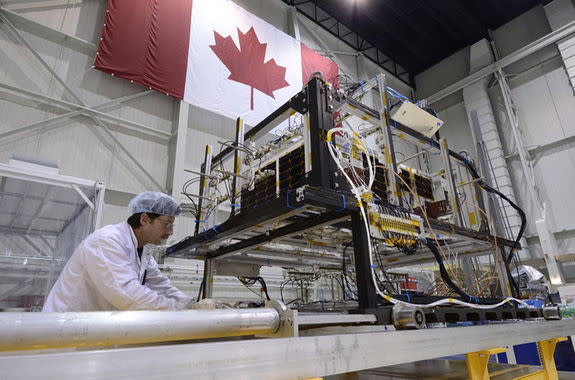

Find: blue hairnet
<box><xmin>128</xmin><ymin>192</ymin><xmax>181</xmax><ymax>216</ymax></box>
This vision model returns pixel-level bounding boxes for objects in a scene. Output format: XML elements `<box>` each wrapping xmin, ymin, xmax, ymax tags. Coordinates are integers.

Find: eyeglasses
<box><xmin>161</xmin><ymin>221</ymin><xmax>174</xmax><ymax>230</ymax></box>
<box><xmin>155</xmin><ymin>218</ymin><xmax>175</xmax><ymax>230</ymax></box>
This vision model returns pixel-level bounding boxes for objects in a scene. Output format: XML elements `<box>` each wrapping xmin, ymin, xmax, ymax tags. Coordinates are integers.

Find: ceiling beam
<box><xmin>21</xmin><ymin>236</ymin><xmax>48</xmax><ymax>257</ymax></box>
<box><xmin>0</xmin><ymin>83</ymin><xmax>168</xmax><ymax>141</ymax></box>
<box><xmin>426</xmin><ymin>21</ymin><xmax>575</xmax><ymax>104</ymax></box>
<box><xmin>8</xmin><ymin>182</ymin><xmax>30</xmax><ymax>228</ymax></box>
<box><xmin>282</xmin><ymin>0</ymin><xmax>413</xmax><ymax>87</ymax></box>
<box><xmin>0</xmin><ymin>190</ymin><xmax>79</xmax><ymax>207</ymax></box>
<box><xmin>0</xmin><ymin>7</ymin><xmax>97</xmax><ymax>55</ymax></box>
<box><xmin>26</xmin><ymin>185</ymin><xmax>54</xmax><ymax>235</ymax></box>
<box><xmin>0</xmin><ymin>225</ymin><xmax>59</xmax><ymax>237</ymax></box>
<box><xmin>39</xmin><ymin>235</ymin><xmax>55</xmax><ymax>252</ymax></box>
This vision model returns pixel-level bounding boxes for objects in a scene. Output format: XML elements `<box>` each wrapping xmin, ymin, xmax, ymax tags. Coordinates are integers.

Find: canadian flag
<box><xmin>95</xmin><ymin>0</ymin><xmax>338</xmax><ymax>126</ymax></box>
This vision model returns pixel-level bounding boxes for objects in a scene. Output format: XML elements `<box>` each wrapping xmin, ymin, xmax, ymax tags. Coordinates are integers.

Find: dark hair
<box><xmin>127</xmin><ymin>213</ymin><xmax>161</xmax><ymax>228</ymax></box>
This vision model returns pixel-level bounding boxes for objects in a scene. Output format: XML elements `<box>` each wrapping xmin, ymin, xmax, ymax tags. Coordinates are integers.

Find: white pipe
<box><xmin>0</xmin><ymin>309</ymin><xmax>280</xmax><ymax>351</ymax></box>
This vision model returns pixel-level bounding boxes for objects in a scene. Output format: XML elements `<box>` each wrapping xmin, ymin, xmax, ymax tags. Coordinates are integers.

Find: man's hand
<box><xmin>186</xmin><ymin>298</ymin><xmax>228</xmax><ymax>309</ymax></box>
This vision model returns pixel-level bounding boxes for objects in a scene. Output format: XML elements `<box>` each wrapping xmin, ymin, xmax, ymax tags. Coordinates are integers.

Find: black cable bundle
<box><xmin>426</xmin><ymin>239</ymin><xmax>483</xmax><ymax>304</ymax></box>
<box><xmin>239</xmin><ymin>276</ymin><xmax>271</xmax><ymax>300</ymax></box>
<box><xmin>461</xmin><ymin>157</ymin><xmax>524</xmax><ymax>298</ymax></box>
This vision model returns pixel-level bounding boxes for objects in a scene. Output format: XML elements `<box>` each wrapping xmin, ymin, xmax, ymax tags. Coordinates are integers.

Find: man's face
<box><xmin>141</xmin><ymin>214</ymin><xmax>175</xmax><ymax>245</ymax></box>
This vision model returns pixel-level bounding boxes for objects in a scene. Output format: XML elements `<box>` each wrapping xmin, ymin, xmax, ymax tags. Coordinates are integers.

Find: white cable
<box><xmin>326</xmin><ymin>127</ymin><xmax>530</xmax><ymax>311</ymax></box>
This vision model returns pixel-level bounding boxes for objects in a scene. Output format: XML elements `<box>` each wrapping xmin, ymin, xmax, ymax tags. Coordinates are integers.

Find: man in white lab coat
<box><xmin>43</xmin><ymin>191</ymin><xmax>213</xmax><ymax>312</ymax></box>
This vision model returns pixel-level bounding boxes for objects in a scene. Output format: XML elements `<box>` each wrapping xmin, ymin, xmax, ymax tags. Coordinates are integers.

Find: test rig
<box><xmin>166</xmin><ymin>74</ymin><xmax>559</xmax><ymax>326</ymax></box>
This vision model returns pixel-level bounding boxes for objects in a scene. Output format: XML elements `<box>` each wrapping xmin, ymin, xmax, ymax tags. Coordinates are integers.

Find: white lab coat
<box><xmin>42</xmin><ymin>222</ymin><xmax>191</xmax><ymax>312</ymax></box>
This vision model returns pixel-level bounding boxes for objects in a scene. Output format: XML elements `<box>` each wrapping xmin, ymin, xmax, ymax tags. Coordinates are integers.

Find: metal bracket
<box><xmin>262</xmin><ymin>300</ymin><xmax>298</xmax><ymax>338</ymax></box>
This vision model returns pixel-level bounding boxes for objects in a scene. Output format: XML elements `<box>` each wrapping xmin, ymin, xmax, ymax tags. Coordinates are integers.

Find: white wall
<box><xmin>415</xmin><ymin>2</ymin><xmax>575</xmax><ymax>280</ymax></box>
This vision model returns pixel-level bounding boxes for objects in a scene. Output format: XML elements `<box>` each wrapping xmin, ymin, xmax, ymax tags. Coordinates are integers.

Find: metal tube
<box><xmin>397</xmin><ymin>149</ymin><xmax>428</xmax><ymax>165</ymax></box>
<box><xmin>0</xmin><ymin>308</ymin><xmax>280</xmax><ymax>351</ymax></box>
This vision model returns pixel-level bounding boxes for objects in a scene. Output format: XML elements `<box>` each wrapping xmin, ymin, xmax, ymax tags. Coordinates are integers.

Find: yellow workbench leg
<box><xmin>511</xmin><ymin>337</ymin><xmax>567</xmax><ymax>380</ymax></box>
<box><xmin>466</xmin><ymin>348</ymin><xmax>507</xmax><ymax>380</ymax></box>
<box><xmin>538</xmin><ymin>337</ymin><xmax>567</xmax><ymax>380</ymax></box>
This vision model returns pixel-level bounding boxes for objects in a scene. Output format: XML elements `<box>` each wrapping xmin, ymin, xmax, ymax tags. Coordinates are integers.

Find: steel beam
<box><xmin>38</xmin><ymin>235</ymin><xmax>55</xmax><ymax>252</ymax></box>
<box><xmin>426</xmin><ymin>21</ymin><xmax>575</xmax><ymax>104</ymax></box>
<box><xmin>25</xmin><ymin>185</ymin><xmax>53</xmax><ymax>235</ymax></box>
<box><xmin>0</xmin><ymin>7</ymin><xmax>96</xmax><ymax>55</ymax></box>
<box><xmin>1</xmin><ymin>319</ymin><xmax>574</xmax><ymax>379</ymax></box>
<box><xmin>206</xmin><ymin>212</ymin><xmax>349</xmax><ymax>259</ymax></box>
<box><xmin>0</xmin><ymin>281</ymin><xmax>26</xmax><ymax>302</ymax></box>
<box><xmin>0</xmin><ymin>225</ymin><xmax>58</xmax><ymax>237</ymax></box>
<box><xmin>8</xmin><ymin>181</ymin><xmax>30</xmax><ymax>228</ymax></box>
<box><xmin>21</xmin><ymin>235</ymin><xmax>46</xmax><ymax>257</ymax></box>
<box><xmin>0</xmin><ymin>161</ymin><xmax>98</xmax><ymax>189</ymax></box>
<box><xmin>0</xmin><ymin>83</ymin><xmax>168</xmax><ymax>141</ymax></box>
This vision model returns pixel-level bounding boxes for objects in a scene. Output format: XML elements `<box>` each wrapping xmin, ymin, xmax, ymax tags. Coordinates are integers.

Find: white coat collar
<box><xmin>124</xmin><ymin>221</ymin><xmax>139</xmax><ymax>250</ymax></box>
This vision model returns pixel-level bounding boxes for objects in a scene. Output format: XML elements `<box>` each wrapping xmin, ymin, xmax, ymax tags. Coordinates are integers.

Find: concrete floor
<box><xmin>326</xmin><ymin>359</ymin><xmax>575</xmax><ymax>379</ymax></box>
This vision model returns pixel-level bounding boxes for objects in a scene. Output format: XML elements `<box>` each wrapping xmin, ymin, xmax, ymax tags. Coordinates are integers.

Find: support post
<box><xmin>194</xmin><ymin>145</ymin><xmax>213</xmax><ymax>235</ymax></box>
<box><xmin>168</xmin><ymin>101</ymin><xmax>189</xmax><ymax>241</ymax></box>
<box><xmin>288</xmin><ymin>6</ymin><xmax>301</xmax><ymax>41</ymax></box>
<box><xmin>465</xmin><ymin>347</ymin><xmax>506</xmax><ymax>380</ymax></box>
<box><xmin>537</xmin><ymin>337</ymin><xmax>567</xmax><ymax>380</ymax></box>
<box><xmin>307</xmin><ymin>78</ymin><xmax>335</xmax><ymax>189</ymax></box>
<box><xmin>374</xmin><ymin>74</ymin><xmax>401</xmax><ymax>207</ymax></box>
<box><xmin>495</xmin><ymin>244</ymin><xmax>513</xmax><ymax>298</ymax></box>
<box><xmin>495</xmin><ymin>68</ymin><xmax>563</xmax><ymax>283</ymax></box>
<box><xmin>351</xmin><ymin>213</ymin><xmax>378</xmax><ymax>310</ymax></box>
<box><xmin>202</xmin><ymin>257</ymin><xmax>214</xmax><ymax>299</ymax></box>
<box><xmin>230</xmin><ymin>118</ymin><xmax>244</xmax><ymax>217</ymax></box>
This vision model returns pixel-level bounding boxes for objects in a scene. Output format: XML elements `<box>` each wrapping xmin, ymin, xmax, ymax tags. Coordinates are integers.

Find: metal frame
<box><xmin>167</xmin><ymin>78</ymin><xmax>521</xmax><ymax>320</ymax></box>
<box><xmin>0</xmin><ymin>83</ymin><xmax>166</xmax><ymax>141</ymax></box>
<box><xmin>0</xmin><ymin>159</ymin><xmax>105</xmax><ymax>235</ymax></box>
<box><xmin>0</xmin><ymin>159</ymin><xmax>105</xmax><ymax>306</ymax></box>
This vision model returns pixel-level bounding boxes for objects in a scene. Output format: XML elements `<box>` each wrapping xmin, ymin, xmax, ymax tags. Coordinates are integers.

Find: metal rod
<box><xmin>195</xmin><ymin>145</ymin><xmax>212</xmax><ymax>235</ymax></box>
<box><xmin>0</xmin><ymin>309</ymin><xmax>280</xmax><ymax>351</ymax></box>
<box><xmin>396</xmin><ymin>149</ymin><xmax>429</xmax><ymax>165</ymax></box>
<box><xmin>180</xmin><ymin>192</ymin><xmax>211</xmax><ymax>201</ymax></box>
<box><xmin>183</xmin><ymin>168</ymin><xmax>218</xmax><ymax>179</ymax></box>
<box><xmin>213</xmin><ymin>168</ymin><xmax>248</xmax><ymax>180</ymax></box>
<box><xmin>456</xmin><ymin>177</ymin><xmax>483</xmax><ymax>188</ymax></box>
<box><xmin>217</xmin><ymin>140</ymin><xmax>249</xmax><ymax>152</ymax></box>
<box><xmin>231</xmin><ymin>118</ymin><xmax>245</xmax><ymax>217</ymax></box>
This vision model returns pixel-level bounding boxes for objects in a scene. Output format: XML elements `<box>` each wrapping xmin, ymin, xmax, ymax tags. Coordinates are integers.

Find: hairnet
<box><xmin>128</xmin><ymin>192</ymin><xmax>181</xmax><ymax>216</ymax></box>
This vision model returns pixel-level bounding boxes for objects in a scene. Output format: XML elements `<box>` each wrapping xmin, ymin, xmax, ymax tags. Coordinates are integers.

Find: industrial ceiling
<box><xmin>283</xmin><ymin>0</ymin><xmax>553</xmax><ymax>85</ymax></box>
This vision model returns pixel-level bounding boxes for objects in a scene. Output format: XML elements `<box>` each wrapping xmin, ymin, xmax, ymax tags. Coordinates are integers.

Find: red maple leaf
<box><xmin>210</xmin><ymin>27</ymin><xmax>290</xmax><ymax>110</ymax></box>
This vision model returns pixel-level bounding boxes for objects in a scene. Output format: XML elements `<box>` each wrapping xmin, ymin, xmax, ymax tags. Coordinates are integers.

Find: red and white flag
<box><xmin>95</xmin><ymin>0</ymin><xmax>338</xmax><ymax>126</ymax></box>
